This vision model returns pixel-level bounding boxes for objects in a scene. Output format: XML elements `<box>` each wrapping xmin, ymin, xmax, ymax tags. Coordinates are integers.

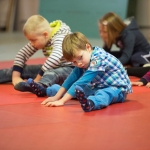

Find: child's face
<box><xmin>71</xmin><ymin>44</ymin><xmax>92</xmax><ymax>68</ymax></box>
<box><xmin>98</xmin><ymin>23</ymin><xmax>108</xmax><ymax>43</ymax></box>
<box><xmin>25</xmin><ymin>31</ymin><xmax>49</xmax><ymax>49</ymax></box>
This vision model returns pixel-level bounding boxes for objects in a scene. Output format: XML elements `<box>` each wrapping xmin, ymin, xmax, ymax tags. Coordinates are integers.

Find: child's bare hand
<box><xmin>131</xmin><ymin>81</ymin><xmax>144</xmax><ymax>86</ymax></box>
<box><xmin>41</xmin><ymin>97</ymin><xmax>57</xmax><ymax>105</ymax></box>
<box><xmin>146</xmin><ymin>82</ymin><xmax>150</xmax><ymax>88</ymax></box>
<box><xmin>43</xmin><ymin>100</ymin><xmax>65</xmax><ymax>107</ymax></box>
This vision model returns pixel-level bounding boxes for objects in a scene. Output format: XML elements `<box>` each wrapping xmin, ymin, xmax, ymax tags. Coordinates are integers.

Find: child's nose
<box><xmin>77</xmin><ymin>62</ymin><xmax>82</xmax><ymax>66</ymax></box>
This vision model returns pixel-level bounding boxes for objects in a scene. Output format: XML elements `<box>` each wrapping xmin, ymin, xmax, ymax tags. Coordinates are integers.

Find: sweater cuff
<box><xmin>139</xmin><ymin>78</ymin><xmax>148</xmax><ymax>85</ymax></box>
<box><xmin>38</xmin><ymin>69</ymin><xmax>44</xmax><ymax>76</ymax></box>
<box><xmin>12</xmin><ymin>65</ymin><xmax>23</xmax><ymax>74</ymax></box>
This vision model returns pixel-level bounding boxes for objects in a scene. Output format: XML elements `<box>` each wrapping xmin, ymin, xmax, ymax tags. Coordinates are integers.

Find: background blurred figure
<box><xmin>98</xmin><ymin>12</ymin><xmax>150</xmax><ymax>67</ymax></box>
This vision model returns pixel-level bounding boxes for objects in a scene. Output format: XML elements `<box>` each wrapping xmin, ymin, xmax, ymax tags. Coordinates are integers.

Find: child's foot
<box><xmin>27</xmin><ymin>78</ymin><xmax>46</xmax><ymax>97</ymax></box>
<box><xmin>75</xmin><ymin>85</ymin><xmax>94</xmax><ymax>112</ymax></box>
<box><xmin>46</xmin><ymin>84</ymin><xmax>61</xmax><ymax>97</ymax></box>
<box><xmin>14</xmin><ymin>82</ymin><xmax>35</xmax><ymax>93</ymax></box>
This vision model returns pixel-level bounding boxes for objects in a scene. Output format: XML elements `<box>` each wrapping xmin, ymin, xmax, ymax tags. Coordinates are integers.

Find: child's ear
<box><xmin>43</xmin><ymin>31</ymin><xmax>49</xmax><ymax>38</ymax></box>
<box><xmin>86</xmin><ymin>43</ymin><xmax>92</xmax><ymax>51</ymax></box>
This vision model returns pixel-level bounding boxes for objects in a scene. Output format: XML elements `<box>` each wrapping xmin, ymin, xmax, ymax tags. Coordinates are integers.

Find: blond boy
<box><xmin>0</xmin><ymin>15</ymin><xmax>73</xmax><ymax>96</ymax></box>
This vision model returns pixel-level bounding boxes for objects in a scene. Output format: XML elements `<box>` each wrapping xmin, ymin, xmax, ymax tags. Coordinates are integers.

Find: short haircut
<box><xmin>23</xmin><ymin>15</ymin><xmax>50</xmax><ymax>35</ymax></box>
<box><xmin>62</xmin><ymin>32</ymin><xmax>92</xmax><ymax>61</ymax></box>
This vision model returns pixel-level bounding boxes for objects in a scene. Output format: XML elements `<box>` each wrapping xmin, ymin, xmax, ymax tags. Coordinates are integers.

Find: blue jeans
<box><xmin>0</xmin><ymin>64</ymin><xmax>42</xmax><ymax>83</ymax></box>
<box><xmin>79</xmin><ymin>84</ymin><xmax>127</xmax><ymax>110</ymax></box>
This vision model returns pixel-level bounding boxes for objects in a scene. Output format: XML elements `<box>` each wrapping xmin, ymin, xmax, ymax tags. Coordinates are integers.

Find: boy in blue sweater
<box><xmin>28</xmin><ymin>32</ymin><xmax>132</xmax><ymax>112</ymax></box>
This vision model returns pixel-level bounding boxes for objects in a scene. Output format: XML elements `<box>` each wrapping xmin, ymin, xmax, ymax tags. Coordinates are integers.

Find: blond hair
<box><xmin>99</xmin><ymin>12</ymin><xmax>127</xmax><ymax>48</ymax></box>
<box><xmin>23</xmin><ymin>15</ymin><xmax>50</xmax><ymax>35</ymax></box>
<box><xmin>62</xmin><ymin>32</ymin><xmax>92</xmax><ymax>61</ymax></box>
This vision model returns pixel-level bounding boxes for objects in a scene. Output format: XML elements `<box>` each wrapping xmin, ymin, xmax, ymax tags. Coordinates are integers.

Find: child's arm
<box><xmin>34</xmin><ymin>74</ymin><xmax>42</xmax><ymax>82</ymax></box>
<box><xmin>132</xmin><ymin>70</ymin><xmax>150</xmax><ymax>86</ymax></box>
<box><xmin>146</xmin><ymin>82</ymin><xmax>150</xmax><ymax>88</ymax></box>
<box><xmin>42</xmin><ymin>93</ymin><xmax>72</xmax><ymax>107</ymax></box>
<box><xmin>41</xmin><ymin>67</ymin><xmax>82</xmax><ymax>107</ymax></box>
<box><xmin>131</xmin><ymin>81</ymin><xmax>144</xmax><ymax>86</ymax></box>
<box><xmin>12</xmin><ymin>71</ymin><xmax>24</xmax><ymax>86</ymax></box>
<box><xmin>41</xmin><ymin>87</ymin><xmax>72</xmax><ymax>107</ymax></box>
<box><xmin>12</xmin><ymin>43</ymin><xmax>37</xmax><ymax>85</ymax></box>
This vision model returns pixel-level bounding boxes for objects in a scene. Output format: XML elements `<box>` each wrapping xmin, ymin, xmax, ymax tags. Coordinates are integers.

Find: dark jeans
<box><xmin>0</xmin><ymin>64</ymin><xmax>73</xmax><ymax>92</ymax></box>
<box><xmin>0</xmin><ymin>64</ymin><xmax>42</xmax><ymax>83</ymax></box>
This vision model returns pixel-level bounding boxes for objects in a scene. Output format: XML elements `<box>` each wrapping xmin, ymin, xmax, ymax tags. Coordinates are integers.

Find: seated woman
<box><xmin>98</xmin><ymin>12</ymin><xmax>150</xmax><ymax>69</ymax></box>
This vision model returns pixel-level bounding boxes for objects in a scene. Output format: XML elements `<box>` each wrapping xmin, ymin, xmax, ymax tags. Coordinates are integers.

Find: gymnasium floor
<box><xmin>0</xmin><ymin>32</ymin><xmax>150</xmax><ymax>150</ymax></box>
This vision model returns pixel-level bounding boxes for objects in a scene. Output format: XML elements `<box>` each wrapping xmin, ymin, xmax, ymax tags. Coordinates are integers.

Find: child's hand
<box><xmin>146</xmin><ymin>82</ymin><xmax>150</xmax><ymax>88</ymax></box>
<box><xmin>43</xmin><ymin>100</ymin><xmax>65</xmax><ymax>107</ymax></box>
<box><xmin>131</xmin><ymin>81</ymin><xmax>144</xmax><ymax>86</ymax></box>
<box><xmin>41</xmin><ymin>97</ymin><xmax>57</xmax><ymax>105</ymax></box>
<box><xmin>41</xmin><ymin>97</ymin><xmax>64</xmax><ymax>107</ymax></box>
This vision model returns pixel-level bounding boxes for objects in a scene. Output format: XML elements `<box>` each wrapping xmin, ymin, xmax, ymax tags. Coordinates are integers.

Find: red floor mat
<box><xmin>0</xmin><ymin>58</ymin><xmax>46</xmax><ymax>69</ymax></box>
<box><xmin>0</xmin><ymin>59</ymin><xmax>150</xmax><ymax>150</ymax></box>
<box><xmin>0</xmin><ymin>84</ymin><xmax>44</xmax><ymax>105</ymax></box>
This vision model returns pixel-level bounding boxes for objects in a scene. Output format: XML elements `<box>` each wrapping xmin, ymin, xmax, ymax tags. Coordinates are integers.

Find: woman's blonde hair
<box><xmin>23</xmin><ymin>15</ymin><xmax>50</xmax><ymax>35</ymax></box>
<box><xmin>99</xmin><ymin>12</ymin><xmax>127</xmax><ymax>48</ymax></box>
<box><xmin>62</xmin><ymin>32</ymin><xmax>92</xmax><ymax>61</ymax></box>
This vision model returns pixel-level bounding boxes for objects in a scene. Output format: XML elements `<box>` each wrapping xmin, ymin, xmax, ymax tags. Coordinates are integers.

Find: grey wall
<box><xmin>39</xmin><ymin>0</ymin><xmax>129</xmax><ymax>38</ymax></box>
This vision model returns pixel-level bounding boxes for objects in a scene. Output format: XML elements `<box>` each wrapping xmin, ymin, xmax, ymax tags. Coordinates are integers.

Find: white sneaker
<box><xmin>143</xmin><ymin>63</ymin><xmax>150</xmax><ymax>67</ymax></box>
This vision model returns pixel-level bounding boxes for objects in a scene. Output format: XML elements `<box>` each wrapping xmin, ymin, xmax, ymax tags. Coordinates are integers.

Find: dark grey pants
<box><xmin>0</xmin><ymin>64</ymin><xmax>42</xmax><ymax>83</ymax></box>
<box><xmin>0</xmin><ymin>64</ymin><xmax>73</xmax><ymax>92</ymax></box>
<box><xmin>38</xmin><ymin>66</ymin><xmax>73</xmax><ymax>87</ymax></box>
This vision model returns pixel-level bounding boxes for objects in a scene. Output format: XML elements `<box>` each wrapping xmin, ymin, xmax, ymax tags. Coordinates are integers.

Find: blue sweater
<box><xmin>62</xmin><ymin>47</ymin><xmax>132</xmax><ymax>97</ymax></box>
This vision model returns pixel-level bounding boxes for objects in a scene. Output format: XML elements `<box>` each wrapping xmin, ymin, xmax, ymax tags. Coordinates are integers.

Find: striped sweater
<box><xmin>13</xmin><ymin>20</ymin><xmax>72</xmax><ymax>76</ymax></box>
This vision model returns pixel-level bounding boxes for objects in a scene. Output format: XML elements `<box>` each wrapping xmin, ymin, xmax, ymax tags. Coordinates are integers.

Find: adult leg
<box><xmin>126</xmin><ymin>67</ymin><xmax>150</xmax><ymax>78</ymax></box>
<box><xmin>131</xmin><ymin>51</ymin><xmax>148</xmax><ymax>67</ymax></box>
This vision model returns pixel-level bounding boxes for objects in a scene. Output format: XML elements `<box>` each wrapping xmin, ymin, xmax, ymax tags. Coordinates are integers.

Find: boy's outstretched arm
<box><xmin>41</xmin><ymin>87</ymin><xmax>73</xmax><ymax>107</ymax></box>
